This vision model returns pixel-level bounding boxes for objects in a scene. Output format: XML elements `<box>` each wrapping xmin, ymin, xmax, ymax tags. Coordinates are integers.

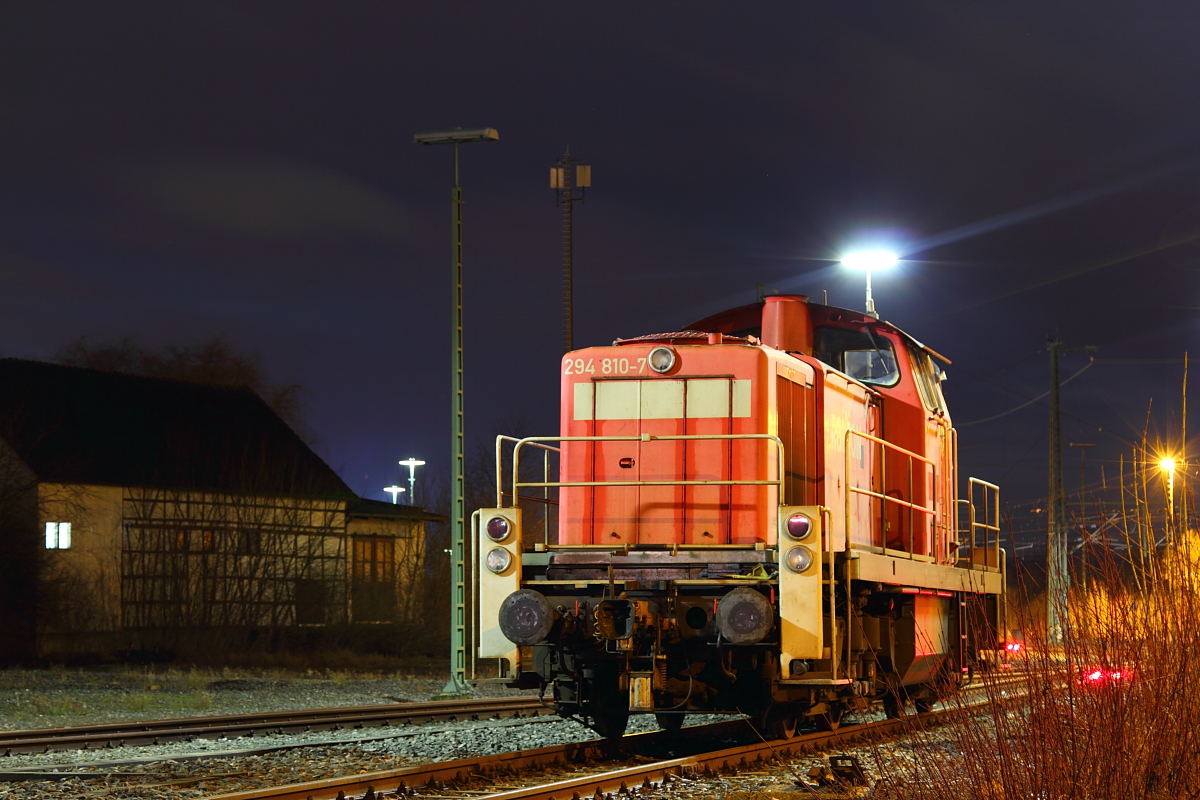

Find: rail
<box><xmin>0</xmin><ymin>696</ymin><xmax>549</xmax><ymax>756</ymax></box>
<box><xmin>844</xmin><ymin>429</ymin><xmax>936</xmax><ymax>557</ymax></box>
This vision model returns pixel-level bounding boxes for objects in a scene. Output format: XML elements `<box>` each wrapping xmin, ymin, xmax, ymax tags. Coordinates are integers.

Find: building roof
<box><xmin>0</xmin><ymin>359</ymin><xmax>352</xmax><ymax>498</ymax></box>
<box><xmin>346</xmin><ymin>497</ymin><xmax>444</xmax><ymax>522</ymax></box>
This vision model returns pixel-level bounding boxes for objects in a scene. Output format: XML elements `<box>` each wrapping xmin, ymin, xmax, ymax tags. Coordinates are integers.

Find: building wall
<box><xmin>346</xmin><ymin>514</ymin><xmax>425</xmax><ymax>626</ymax></box>
<box><xmin>36</xmin><ymin>482</ymin><xmax>349</xmax><ymax>656</ymax></box>
<box><xmin>37</xmin><ymin>483</ymin><xmax>124</xmax><ymax>653</ymax></box>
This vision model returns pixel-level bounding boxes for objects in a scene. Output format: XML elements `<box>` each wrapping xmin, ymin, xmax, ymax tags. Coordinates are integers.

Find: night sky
<box><xmin>3</xmin><ymin>4</ymin><xmax>1199</xmax><ymax>550</ymax></box>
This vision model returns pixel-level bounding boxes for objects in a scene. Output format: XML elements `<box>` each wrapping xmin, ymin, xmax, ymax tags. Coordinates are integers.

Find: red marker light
<box><xmin>785</xmin><ymin>514</ymin><xmax>811</xmax><ymax>540</ymax></box>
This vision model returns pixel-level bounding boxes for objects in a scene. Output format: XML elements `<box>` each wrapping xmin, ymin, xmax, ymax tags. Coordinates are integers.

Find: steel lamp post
<box><xmin>841</xmin><ymin>250</ymin><xmax>898</xmax><ymax>318</ymax></box>
<box><xmin>398</xmin><ymin>457</ymin><xmax>426</xmax><ymax>502</ymax></box>
<box><xmin>415</xmin><ymin>126</ymin><xmax>499</xmax><ymax>699</ymax></box>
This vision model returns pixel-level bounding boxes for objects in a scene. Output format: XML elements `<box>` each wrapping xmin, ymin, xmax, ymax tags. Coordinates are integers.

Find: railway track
<box><xmin>0</xmin><ymin>695</ymin><xmax>550</xmax><ymax>756</ymax></box>
<box><xmin>206</xmin><ymin>677</ymin><xmax>1027</xmax><ymax>800</ymax></box>
<box><xmin>202</xmin><ymin>711</ymin><xmax>961</xmax><ymax>800</ymax></box>
<box><xmin>205</xmin><ymin>718</ymin><xmax>749</xmax><ymax>800</ymax></box>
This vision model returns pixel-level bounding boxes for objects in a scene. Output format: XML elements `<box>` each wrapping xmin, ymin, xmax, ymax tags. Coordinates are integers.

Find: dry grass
<box><xmin>874</xmin><ymin>536</ymin><xmax>1200</xmax><ymax>799</ymax></box>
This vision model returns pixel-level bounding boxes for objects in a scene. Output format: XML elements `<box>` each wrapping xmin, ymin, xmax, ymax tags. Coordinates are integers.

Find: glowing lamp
<box><xmin>840</xmin><ymin>251</ymin><xmax>898</xmax><ymax>319</ymax></box>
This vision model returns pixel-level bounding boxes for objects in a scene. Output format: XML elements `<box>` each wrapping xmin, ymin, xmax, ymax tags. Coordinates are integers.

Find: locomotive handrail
<box><xmin>844</xmin><ymin>430</ymin><xmax>936</xmax><ymax>558</ymax></box>
<box><xmin>965</xmin><ymin>477</ymin><xmax>1001</xmax><ymax>570</ymax></box>
<box><xmin>506</xmin><ymin>436</ymin><xmax>786</xmax><ymax>543</ymax></box>
<box><xmin>495</xmin><ymin>435</ymin><xmax>561</xmax><ymax>508</ymax></box>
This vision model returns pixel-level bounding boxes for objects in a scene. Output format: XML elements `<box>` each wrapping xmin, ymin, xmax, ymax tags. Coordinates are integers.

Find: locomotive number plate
<box><xmin>564</xmin><ymin>357</ymin><xmax>648</xmax><ymax>376</ymax></box>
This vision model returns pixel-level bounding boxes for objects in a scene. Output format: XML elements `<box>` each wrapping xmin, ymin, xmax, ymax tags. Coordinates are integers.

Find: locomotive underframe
<box><xmin>507</xmin><ymin>547</ymin><xmax>1004</xmax><ymax>737</ymax></box>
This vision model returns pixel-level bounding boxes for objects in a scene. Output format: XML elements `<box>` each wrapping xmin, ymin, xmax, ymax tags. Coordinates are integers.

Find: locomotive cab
<box><xmin>476</xmin><ymin>295</ymin><xmax>1006</xmax><ymax>738</ymax></box>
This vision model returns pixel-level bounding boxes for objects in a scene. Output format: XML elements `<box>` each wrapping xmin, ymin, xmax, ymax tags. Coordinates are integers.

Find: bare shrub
<box><xmin>875</xmin><ymin>520</ymin><xmax>1200</xmax><ymax>799</ymax></box>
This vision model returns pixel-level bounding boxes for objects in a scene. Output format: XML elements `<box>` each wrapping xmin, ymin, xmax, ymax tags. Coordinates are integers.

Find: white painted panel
<box><xmin>686</xmin><ymin>379</ymin><xmax>729</xmax><ymax>418</ymax></box>
<box><xmin>640</xmin><ymin>380</ymin><xmax>684</xmax><ymax>419</ymax></box>
<box><xmin>573</xmin><ymin>382</ymin><xmax>594</xmax><ymax>421</ymax></box>
<box><xmin>732</xmin><ymin>379</ymin><xmax>751</xmax><ymax>418</ymax></box>
<box><xmin>595</xmin><ymin>381</ymin><xmax>640</xmax><ymax>420</ymax></box>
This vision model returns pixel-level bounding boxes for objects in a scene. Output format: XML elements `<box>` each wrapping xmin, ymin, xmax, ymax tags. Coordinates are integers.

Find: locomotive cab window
<box><xmin>814</xmin><ymin>326</ymin><xmax>900</xmax><ymax>386</ymax></box>
<box><xmin>907</xmin><ymin>344</ymin><xmax>945</xmax><ymax>412</ymax></box>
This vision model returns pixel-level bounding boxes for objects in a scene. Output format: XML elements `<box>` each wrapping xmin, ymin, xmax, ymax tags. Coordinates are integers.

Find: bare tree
<box><xmin>54</xmin><ymin>335</ymin><xmax>308</xmax><ymax>441</ymax></box>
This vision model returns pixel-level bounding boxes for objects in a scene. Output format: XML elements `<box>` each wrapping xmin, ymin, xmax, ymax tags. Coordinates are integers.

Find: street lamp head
<box><xmin>414</xmin><ymin>127</ymin><xmax>499</xmax><ymax>145</ymax></box>
<box><xmin>1160</xmin><ymin>457</ymin><xmax>1176</xmax><ymax>473</ymax></box>
<box><xmin>840</xmin><ymin>250</ymin><xmax>898</xmax><ymax>271</ymax></box>
<box><xmin>840</xmin><ymin>250</ymin><xmax>898</xmax><ymax>318</ymax></box>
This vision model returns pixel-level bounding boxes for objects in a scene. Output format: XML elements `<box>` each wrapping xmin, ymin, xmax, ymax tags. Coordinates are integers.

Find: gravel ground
<box><xmin>0</xmin><ymin>666</ymin><xmax>529</xmax><ymax>732</ymax></box>
<box><xmin>0</xmin><ymin>669</ymin><xmax>1002</xmax><ymax>800</ymax></box>
<box><xmin>0</xmin><ymin>667</ymin><xmax>674</xmax><ymax>799</ymax></box>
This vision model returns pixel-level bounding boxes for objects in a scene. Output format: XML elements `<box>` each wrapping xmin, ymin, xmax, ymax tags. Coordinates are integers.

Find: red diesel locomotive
<box><xmin>476</xmin><ymin>294</ymin><xmax>1006</xmax><ymax>737</ymax></box>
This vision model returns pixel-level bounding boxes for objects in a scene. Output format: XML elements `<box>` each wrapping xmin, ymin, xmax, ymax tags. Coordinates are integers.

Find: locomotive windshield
<box><xmin>813</xmin><ymin>326</ymin><xmax>901</xmax><ymax>386</ymax></box>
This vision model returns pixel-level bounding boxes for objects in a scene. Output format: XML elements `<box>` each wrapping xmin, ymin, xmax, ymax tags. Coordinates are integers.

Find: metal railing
<box><xmin>494</xmin><ymin>435</ymin><xmax>560</xmax><ymax>545</ymax></box>
<box><xmin>956</xmin><ymin>477</ymin><xmax>1001</xmax><ymax>570</ymax></box>
<box><xmin>844</xmin><ymin>429</ymin><xmax>936</xmax><ymax>557</ymax></box>
<box><xmin>501</xmin><ymin>433</ymin><xmax>785</xmax><ymax>547</ymax></box>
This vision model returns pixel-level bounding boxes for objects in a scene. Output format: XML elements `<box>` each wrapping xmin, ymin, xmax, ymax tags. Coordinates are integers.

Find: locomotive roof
<box><xmin>681</xmin><ymin>298</ymin><xmax>951</xmax><ymax>365</ymax></box>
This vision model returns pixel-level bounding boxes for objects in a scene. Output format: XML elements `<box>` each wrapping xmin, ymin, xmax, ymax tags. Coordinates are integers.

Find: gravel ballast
<box><xmin>0</xmin><ymin>667</ymin><xmax>660</xmax><ymax>799</ymax></box>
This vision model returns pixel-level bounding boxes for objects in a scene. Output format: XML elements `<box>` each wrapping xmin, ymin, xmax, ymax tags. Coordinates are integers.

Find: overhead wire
<box><xmin>959</xmin><ymin>361</ymin><xmax>1095</xmax><ymax>426</ymax></box>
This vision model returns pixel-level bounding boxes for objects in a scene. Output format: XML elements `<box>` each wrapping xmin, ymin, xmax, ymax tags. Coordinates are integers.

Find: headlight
<box><xmin>785</xmin><ymin>513</ymin><xmax>812</xmax><ymax>540</ymax></box>
<box><xmin>485</xmin><ymin>548</ymin><xmax>512</xmax><ymax>574</ymax></box>
<box><xmin>785</xmin><ymin>546</ymin><xmax>813</xmax><ymax>573</ymax></box>
<box><xmin>648</xmin><ymin>346</ymin><xmax>676</xmax><ymax>373</ymax></box>
<box><xmin>485</xmin><ymin>516</ymin><xmax>511</xmax><ymax>542</ymax></box>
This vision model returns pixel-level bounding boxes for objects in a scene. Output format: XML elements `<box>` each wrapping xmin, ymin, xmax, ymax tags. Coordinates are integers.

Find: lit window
<box><xmin>45</xmin><ymin>522</ymin><xmax>72</xmax><ymax>550</ymax></box>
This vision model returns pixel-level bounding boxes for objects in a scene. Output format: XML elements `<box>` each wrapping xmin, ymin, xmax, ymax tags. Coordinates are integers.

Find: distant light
<box><xmin>384</xmin><ymin>485</ymin><xmax>406</xmax><ymax>504</ymax></box>
<box><xmin>1160</xmin><ymin>457</ymin><xmax>1176</xmax><ymax>473</ymax></box>
<box><xmin>840</xmin><ymin>250</ymin><xmax>898</xmax><ymax>271</ymax></box>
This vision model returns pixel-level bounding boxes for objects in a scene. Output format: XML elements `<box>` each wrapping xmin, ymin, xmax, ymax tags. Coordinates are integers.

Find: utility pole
<box><xmin>1070</xmin><ymin>442</ymin><xmax>1095</xmax><ymax>592</ymax></box>
<box><xmin>1047</xmin><ymin>337</ymin><xmax>1067</xmax><ymax>645</ymax></box>
<box><xmin>551</xmin><ymin>148</ymin><xmax>590</xmax><ymax>354</ymax></box>
<box><xmin>1047</xmin><ymin>336</ymin><xmax>1095</xmax><ymax>645</ymax></box>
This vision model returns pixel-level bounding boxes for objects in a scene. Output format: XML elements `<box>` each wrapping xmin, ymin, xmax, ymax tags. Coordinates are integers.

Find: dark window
<box><xmin>239</xmin><ymin>530</ymin><xmax>262</xmax><ymax>555</ymax></box>
<box><xmin>295</xmin><ymin>579</ymin><xmax>328</xmax><ymax>625</ymax></box>
<box><xmin>814</xmin><ymin>326</ymin><xmax>900</xmax><ymax>386</ymax></box>
<box><xmin>352</xmin><ymin>536</ymin><xmax>397</xmax><ymax>623</ymax></box>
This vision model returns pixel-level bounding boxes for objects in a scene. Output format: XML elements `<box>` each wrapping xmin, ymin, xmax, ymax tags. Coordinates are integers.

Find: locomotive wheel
<box><xmin>764</xmin><ymin>706</ymin><xmax>798</xmax><ymax>739</ymax></box>
<box><xmin>816</xmin><ymin>704</ymin><xmax>844</xmax><ymax>731</ymax></box>
<box><xmin>655</xmin><ymin>713</ymin><xmax>685</xmax><ymax>732</ymax></box>
<box><xmin>592</xmin><ymin>707</ymin><xmax>630</xmax><ymax>738</ymax></box>
<box><xmin>586</xmin><ymin>669</ymin><xmax>629</xmax><ymax>738</ymax></box>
